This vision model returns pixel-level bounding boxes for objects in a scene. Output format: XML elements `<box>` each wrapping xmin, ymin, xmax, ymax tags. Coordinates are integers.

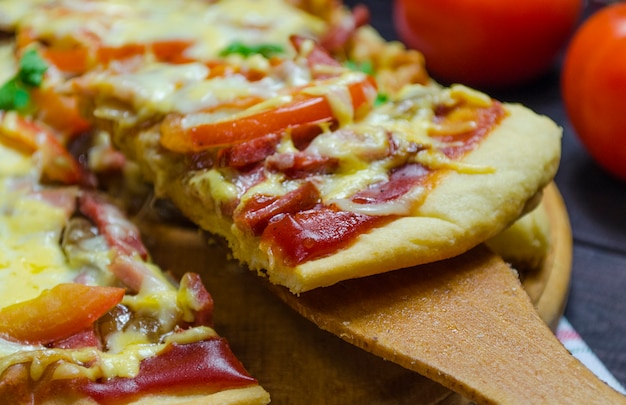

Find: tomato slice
<box><xmin>160</xmin><ymin>74</ymin><xmax>378</xmax><ymax>153</ymax></box>
<box><xmin>31</xmin><ymin>87</ymin><xmax>92</xmax><ymax>137</ymax></box>
<box><xmin>41</xmin><ymin>47</ymin><xmax>90</xmax><ymax>75</ymax></box>
<box><xmin>0</xmin><ymin>112</ymin><xmax>90</xmax><ymax>185</ymax></box>
<box><xmin>96</xmin><ymin>43</ymin><xmax>147</xmax><ymax>65</ymax></box>
<box><xmin>151</xmin><ymin>39</ymin><xmax>195</xmax><ymax>63</ymax></box>
<box><xmin>0</xmin><ymin>283</ymin><xmax>125</xmax><ymax>345</ymax></box>
<box><xmin>40</xmin><ymin>40</ymin><xmax>195</xmax><ymax>74</ymax></box>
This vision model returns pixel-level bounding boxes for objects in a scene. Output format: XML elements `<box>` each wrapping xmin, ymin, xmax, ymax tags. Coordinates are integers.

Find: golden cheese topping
<box><xmin>89</xmin><ymin>61</ymin><xmax>293</xmax><ymax>120</ymax></box>
<box><xmin>0</xmin><ymin>0</ymin><xmax>53</xmax><ymax>31</ymax></box>
<box><xmin>0</xmin><ymin>147</ymin><xmax>71</xmax><ymax>357</ymax></box>
<box><xmin>0</xmin><ymin>183</ymin><xmax>77</xmax><ymax>306</ymax></box>
<box><xmin>84</xmin><ymin>53</ymin><xmax>347</xmax><ymax>121</ymax></box>
<box><xmin>76</xmin><ymin>46</ymin><xmax>498</xmax><ymax>220</ymax></box>
<box><xmin>217</xmin><ymin>87</ymin><xmax>498</xmax><ymax>235</ymax></box>
<box><xmin>7</xmin><ymin>0</ymin><xmax>326</xmax><ymax>58</ymax></box>
<box><xmin>0</xmin><ymin>138</ymin><xmax>218</xmax><ymax>381</ymax></box>
<box><xmin>0</xmin><ymin>42</ymin><xmax>78</xmax><ymax>311</ymax></box>
<box><xmin>0</xmin><ymin>48</ymin><xmax>216</xmax><ymax>384</ymax></box>
<box><xmin>0</xmin><ymin>43</ymin><xmax>16</xmax><ymax>83</ymax></box>
<box><xmin>0</xmin><ymin>143</ymin><xmax>109</xmax><ymax>373</ymax></box>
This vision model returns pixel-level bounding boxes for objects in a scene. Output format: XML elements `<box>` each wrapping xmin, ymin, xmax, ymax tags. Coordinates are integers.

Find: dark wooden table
<box><xmin>348</xmin><ymin>0</ymin><xmax>626</xmax><ymax>388</ymax></box>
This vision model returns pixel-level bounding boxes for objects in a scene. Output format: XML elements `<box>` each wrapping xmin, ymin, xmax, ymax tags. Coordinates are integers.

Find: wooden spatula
<box><xmin>266</xmin><ymin>184</ymin><xmax>625</xmax><ymax>404</ymax></box>
<box><xmin>268</xmin><ymin>245</ymin><xmax>624</xmax><ymax>404</ymax></box>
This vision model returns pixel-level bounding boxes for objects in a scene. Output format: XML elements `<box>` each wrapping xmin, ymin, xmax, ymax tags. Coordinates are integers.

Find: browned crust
<box><xmin>124</xmin><ymin>385</ymin><xmax>271</xmax><ymax>405</ymax></box>
<box><xmin>36</xmin><ymin>385</ymin><xmax>270</xmax><ymax>405</ymax></box>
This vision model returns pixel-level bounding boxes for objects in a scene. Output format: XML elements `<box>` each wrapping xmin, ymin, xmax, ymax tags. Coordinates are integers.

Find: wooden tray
<box><xmin>143</xmin><ymin>183</ymin><xmax>572</xmax><ymax>404</ymax></box>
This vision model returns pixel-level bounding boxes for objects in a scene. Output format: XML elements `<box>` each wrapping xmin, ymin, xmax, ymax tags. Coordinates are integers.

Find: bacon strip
<box><xmin>261</xmin><ymin>207</ymin><xmax>387</xmax><ymax>266</ymax></box>
<box><xmin>78</xmin><ymin>192</ymin><xmax>156</xmax><ymax>291</ymax></box>
<box><xmin>179</xmin><ymin>273</ymin><xmax>214</xmax><ymax>327</ymax></box>
<box><xmin>70</xmin><ymin>339</ymin><xmax>258</xmax><ymax>404</ymax></box>
<box><xmin>218</xmin><ymin>133</ymin><xmax>280</xmax><ymax>168</ymax></box>
<box><xmin>78</xmin><ymin>192</ymin><xmax>148</xmax><ymax>260</ymax></box>
<box><xmin>235</xmin><ymin>181</ymin><xmax>321</xmax><ymax>236</ymax></box>
<box><xmin>1</xmin><ymin>339</ymin><xmax>258</xmax><ymax>404</ymax></box>
<box><xmin>266</xmin><ymin>152</ymin><xmax>339</xmax><ymax>178</ymax></box>
<box><xmin>319</xmin><ymin>4</ymin><xmax>370</xmax><ymax>52</ymax></box>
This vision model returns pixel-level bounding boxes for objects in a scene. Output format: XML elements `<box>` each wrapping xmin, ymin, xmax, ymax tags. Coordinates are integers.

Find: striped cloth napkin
<box><xmin>557</xmin><ymin>317</ymin><xmax>625</xmax><ymax>394</ymax></box>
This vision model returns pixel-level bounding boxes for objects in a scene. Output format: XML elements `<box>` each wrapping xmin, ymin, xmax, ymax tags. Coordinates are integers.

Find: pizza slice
<box><xmin>67</xmin><ymin>41</ymin><xmax>560</xmax><ymax>293</ymax></box>
<box><xmin>0</xmin><ymin>47</ymin><xmax>269</xmax><ymax>405</ymax></box>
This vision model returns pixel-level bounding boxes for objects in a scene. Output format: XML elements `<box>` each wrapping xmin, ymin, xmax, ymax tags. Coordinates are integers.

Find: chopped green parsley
<box><xmin>219</xmin><ymin>42</ymin><xmax>284</xmax><ymax>59</ymax></box>
<box><xmin>0</xmin><ymin>49</ymin><xmax>48</xmax><ymax>111</ymax></box>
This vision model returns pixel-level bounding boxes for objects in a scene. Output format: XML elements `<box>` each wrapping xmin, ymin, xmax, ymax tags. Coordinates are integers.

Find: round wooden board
<box><xmin>142</xmin><ymin>182</ymin><xmax>572</xmax><ymax>404</ymax></box>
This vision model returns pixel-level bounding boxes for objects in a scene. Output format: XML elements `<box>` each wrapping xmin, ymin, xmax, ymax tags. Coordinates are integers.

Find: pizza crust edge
<box><xmin>268</xmin><ymin>103</ymin><xmax>562</xmax><ymax>292</ymax></box>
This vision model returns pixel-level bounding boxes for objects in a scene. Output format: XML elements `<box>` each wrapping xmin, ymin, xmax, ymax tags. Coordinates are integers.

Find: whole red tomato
<box><xmin>562</xmin><ymin>3</ymin><xmax>626</xmax><ymax>181</ymax></box>
<box><xmin>393</xmin><ymin>0</ymin><xmax>582</xmax><ymax>89</ymax></box>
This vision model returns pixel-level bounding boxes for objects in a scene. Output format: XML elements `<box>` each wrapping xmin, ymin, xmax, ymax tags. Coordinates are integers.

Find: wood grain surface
<box><xmin>141</xmin><ymin>184</ymin><xmax>589</xmax><ymax>404</ymax></box>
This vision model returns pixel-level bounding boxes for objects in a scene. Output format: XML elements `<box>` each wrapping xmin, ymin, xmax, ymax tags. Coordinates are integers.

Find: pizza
<box><xmin>0</xmin><ymin>44</ymin><xmax>269</xmax><ymax>404</ymax></box>
<box><xmin>0</xmin><ymin>0</ymin><xmax>562</xmax><ymax>399</ymax></box>
<box><xmin>0</xmin><ymin>0</ymin><xmax>562</xmax><ymax>294</ymax></box>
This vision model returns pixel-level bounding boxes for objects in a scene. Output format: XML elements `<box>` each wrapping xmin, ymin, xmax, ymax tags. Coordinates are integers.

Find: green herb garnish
<box><xmin>345</xmin><ymin>60</ymin><xmax>374</xmax><ymax>76</ymax></box>
<box><xmin>219</xmin><ymin>41</ymin><xmax>285</xmax><ymax>59</ymax></box>
<box><xmin>18</xmin><ymin>49</ymin><xmax>49</xmax><ymax>87</ymax></box>
<box><xmin>374</xmin><ymin>93</ymin><xmax>389</xmax><ymax>107</ymax></box>
<box><xmin>0</xmin><ymin>79</ymin><xmax>30</xmax><ymax>110</ymax></box>
<box><xmin>0</xmin><ymin>49</ymin><xmax>48</xmax><ymax>111</ymax></box>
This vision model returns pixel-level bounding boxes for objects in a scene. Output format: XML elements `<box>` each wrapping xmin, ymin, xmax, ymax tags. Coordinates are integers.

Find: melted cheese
<box><xmin>0</xmin><ymin>139</ymin><xmax>218</xmax><ymax>380</ymax></box>
<box><xmin>331</xmin><ymin>185</ymin><xmax>427</xmax><ymax>216</ymax></box>
<box><xmin>158</xmin><ymin>79</ymin><xmax>493</xmax><ymax>215</ymax></box>
<box><xmin>0</xmin><ymin>145</ymin><xmax>67</xmax><ymax>352</ymax></box>
<box><xmin>0</xmin><ymin>120</ymin><xmax>214</xmax><ymax>385</ymax></box>
<box><xmin>9</xmin><ymin>0</ymin><xmax>326</xmax><ymax>59</ymax></box>
<box><xmin>92</xmin><ymin>62</ymin><xmax>210</xmax><ymax>117</ymax></box>
<box><xmin>0</xmin><ymin>0</ymin><xmax>53</xmax><ymax>30</ymax></box>
<box><xmin>301</xmin><ymin>72</ymin><xmax>372</xmax><ymax>127</ymax></box>
<box><xmin>0</xmin><ymin>43</ymin><xmax>16</xmax><ymax>84</ymax></box>
<box><xmin>189</xmin><ymin>169</ymin><xmax>239</xmax><ymax>211</ymax></box>
<box><xmin>90</xmin><ymin>62</ymin><xmax>296</xmax><ymax>122</ymax></box>
<box><xmin>246</xmin><ymin>83</ymin><xmax>495</xmax><ymax>214</ymax></box>
<box><xmin>0</xmin><ymin>145</ymin><xmax>78</xmax><ymax>358</ymax></box>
